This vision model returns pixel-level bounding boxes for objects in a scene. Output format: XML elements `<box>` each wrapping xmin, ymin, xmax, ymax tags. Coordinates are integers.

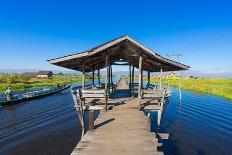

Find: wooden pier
<box><xmin>71</xmin><ymin>79</ymin><xmax>163</xmax><ymax>155</ymax></box>
<box><xmin>48</xmin><ymin>35</ymin><xmax>190</xmax><ymax>155</ymax></box>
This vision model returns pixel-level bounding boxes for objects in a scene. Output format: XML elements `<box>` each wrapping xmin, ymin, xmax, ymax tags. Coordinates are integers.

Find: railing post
<box><xmin>147</xmin><ymin>112</ymin><xmax>151</xmax><ymax>132</ymax></box>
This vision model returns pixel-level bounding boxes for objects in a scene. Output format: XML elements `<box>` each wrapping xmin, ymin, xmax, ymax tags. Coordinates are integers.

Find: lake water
<box><xmin>0</xmin><ymin>83</ymin><xmax>231</xmax><ymax>155</ymax></box>
<box><xmin>150</xmin><ymin>88</ymin><xmax>232</xmax><ymax>155</ymax></box>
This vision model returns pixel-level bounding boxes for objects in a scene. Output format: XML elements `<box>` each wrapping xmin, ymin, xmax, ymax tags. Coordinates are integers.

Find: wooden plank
<box><xmin>72</xmin><ymin>78</ymin><xmax>164</xmax><ymax>155</ymax></box>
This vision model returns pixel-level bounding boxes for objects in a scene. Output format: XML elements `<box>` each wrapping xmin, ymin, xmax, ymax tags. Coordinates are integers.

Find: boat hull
<box><xmin>0</xmin><ymin>85</ymin><xmax>70</xmax><ymax>106</ymax></box>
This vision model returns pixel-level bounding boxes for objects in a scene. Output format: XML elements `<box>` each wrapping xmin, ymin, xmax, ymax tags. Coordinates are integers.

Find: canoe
<box><xmin>0</xmin><ymin>85</ymin><xmax>71</xmax><ymax>106</ymax></box>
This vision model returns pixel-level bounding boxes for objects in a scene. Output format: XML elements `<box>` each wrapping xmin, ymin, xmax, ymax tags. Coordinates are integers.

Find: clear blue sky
<box><xmin>0</xmin><ymin>0</ymin><xmax>232</xmax><ymax>72</ymax></box>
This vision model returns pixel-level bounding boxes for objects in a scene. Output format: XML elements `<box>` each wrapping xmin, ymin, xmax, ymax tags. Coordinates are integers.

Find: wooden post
<box><xmin>98</xmin><ymin>68</ymin><xmax>100</xmax><ymax>86</ymax></box>
<box><xmin>160</xmin><ymin>66</ymin><xmax>163</xmax><ymax>90</ymax></box>
<box><xmin>129</xmin><ymin>64</ymin><xmax>131</xmax><ymax>91</ymax></box>
<box><xmin>108</xmin><ymin>64</ymin><xmax>111</xmax><ymax>96</ymax></box>
<box><xmin>82</xmin><ymin>63</ymin><xmax>86</xmax><ymax>89</ymax></box>
<box><xmin>105</xmin><ymin>54</ymin><xmax>109</xmax><ymax>111</ymax></box>
<box><xmin>138</xmin><ymin>56</ymin><xmax>143</xmax><ymax>98</ymax></box>
<box><xmin>147</xmin><ymin>71</ymin><xmax>150</xmax><ymax>89</ymax></box>
<box><xmin>110</xmin><ymin>66</ymin><xmax>113</xmax><ymax>92</ymax></box>
<box><xmin>89</xmin><ymin>110</ymin><xmax>94</xmax><ymax>131</ymax></box>
<box><xmin>132</xmin><ymin>65</ymin><xmax>135</xmax><ymax>97</ymax></box>
<box><xmin>92</xmin><ymin>66</ymin><xmax>95</xmax><ymax>88</ymax></box>
<box><xmin>147</xmin><ymin>112</ymin><xmax>151</xmax><ymax>132</ymax></box>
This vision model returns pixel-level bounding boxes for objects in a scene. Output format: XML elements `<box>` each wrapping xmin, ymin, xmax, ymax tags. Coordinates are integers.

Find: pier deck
<box><xmin>71</xmin><ymin>79</ymin><xmax>163</xmax><ymax>155</ymax></box>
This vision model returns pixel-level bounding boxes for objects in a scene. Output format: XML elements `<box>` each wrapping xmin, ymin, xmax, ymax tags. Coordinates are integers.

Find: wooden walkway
<box><xmin>71</xmin><ymin>79</ymin><xmax>163</xmax><ymax>155</ymax></box>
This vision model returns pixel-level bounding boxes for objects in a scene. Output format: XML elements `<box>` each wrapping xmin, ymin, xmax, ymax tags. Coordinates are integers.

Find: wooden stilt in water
<box><xmin>147</xmin><ymin>112</ymin><xmax>151</xmax><ymax>132</ymax></box>
<box><xmin>89</xmin><ymin>110</ymin><xmax>94</xmax><ymax>131</ymax></box>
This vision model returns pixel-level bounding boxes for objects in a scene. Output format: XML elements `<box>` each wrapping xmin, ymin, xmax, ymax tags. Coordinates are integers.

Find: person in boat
<box><xmin>5</xmin><ymin>87</ymin><xmax>14</xmax><ymax>101</ymax></box>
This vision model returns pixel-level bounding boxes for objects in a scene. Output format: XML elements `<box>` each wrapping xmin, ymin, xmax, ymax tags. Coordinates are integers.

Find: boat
<box><xmin>0</xmin><ymin>84</ymin><xmax>71</xmax><ymax>106</ymax></box>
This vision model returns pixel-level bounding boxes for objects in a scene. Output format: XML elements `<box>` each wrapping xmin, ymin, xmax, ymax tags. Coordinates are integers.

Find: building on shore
<box><xmin>37</xmin><ymin>71</ymin><xmax>53</xmax><ymax>78</ymax></box>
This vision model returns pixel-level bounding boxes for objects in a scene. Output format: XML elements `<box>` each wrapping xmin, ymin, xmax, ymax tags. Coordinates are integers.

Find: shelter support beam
<box><xmin>160</xmin><ymin>66</ymin><xmax>163</xmax><ymax>90</ymax></box>
<box><xmin>105</xmin><ymin>54</ymin><xmax>109</xmax><ymax>111</ymax></box>
<box><xmin>92</xmin><ymin>66</ymin><xmax>95</xmax><ymax>88</ymax></box>
<box><xmin>138</xmin><ymin>56</ymin><xmax>143</xmax><ymax>98</ymax></box>
<box><xmin>82</xmin><ymin>63</ymin><xmax>86</xmax><ymax>89</ymax></box>
<box><xmin>132</xmin><ymin>65</ymin><xmax>135</xmax><ymax>97</ymax></box>
<box><xmin>98</xmin><ymin>68</ymin><xmax>100</xmax><ymax>85</ymax></box>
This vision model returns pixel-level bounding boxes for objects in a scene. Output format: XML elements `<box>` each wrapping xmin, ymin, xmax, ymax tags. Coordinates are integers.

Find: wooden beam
<box><xmin>147</xmin><ymin>71</ymin><xmax>150</xmax><ymax>88</ymax></box>
<box><xmin>82</xmin><ymin>63</ymin><xmax>86</xmax><ymax>89</ymax></box>
<box><xmin>98</xmin><ymin>68</ymin><xmax>100</xmax><ymax>85</ymax></box>
<box><xmin>92</xmin><ymin>66</ymin><xmax>95</xmax><ymax>88</ymax></box>
<box><xmin>132</xmin><ymin>65</ymin><xmax>135</xmax><ymax>97</ymax></box>
<box><xmin>129</xmin><ymin>64</ymin><xmax>131</xmax><ymax>91</ymax></box>
<box><xmin>105</xmin><ymin>53</ymin><xmax>109</xmax><ymax>111</ymax></box>
<box><xmin>138</xmin><ymin>56</ymin><xmax>143</xmax><ymax>98</ymax></box>
<box><xmin>110</xmin><ymin>66</ymin><xmax>113</xmax><ymax>92</ymax></box>
<box><xmin>160</xmin><ymin>66</ymin><xmax>163</xmax><ymax>90</ymax></box>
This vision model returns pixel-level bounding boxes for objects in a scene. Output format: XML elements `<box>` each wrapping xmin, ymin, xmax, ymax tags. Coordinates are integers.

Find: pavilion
<box><xmin>48</xmin><ymin>35</ymin><xmax>190</xmax><ymax>108</ymax></box>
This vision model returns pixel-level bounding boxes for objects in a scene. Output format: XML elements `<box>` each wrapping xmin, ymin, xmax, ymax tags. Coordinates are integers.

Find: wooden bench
<box><xmin>71</xmin><ymin>88</ymin><xmax>107</xmax><ymax>135</ymax></box>
<box><xmin>138</xmin><ymin>90</ymin><xmax>165</xmax><ymax>108</ymax></box>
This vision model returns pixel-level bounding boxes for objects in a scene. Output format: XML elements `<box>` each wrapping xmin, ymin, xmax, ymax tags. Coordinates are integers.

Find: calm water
<box><xmin>0</xmin><ymin>84</ymin><xmax>232</xmax><ymax>155</ymax></box>
<box><xmin>150</xmin><ymin>88</ymin><xmax>232</xmax><ymax>155</ymax></box>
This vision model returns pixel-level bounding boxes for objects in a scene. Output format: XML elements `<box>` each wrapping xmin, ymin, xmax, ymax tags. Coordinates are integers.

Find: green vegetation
<box><xmin>151</xmin><ymin>77</ymin><xmax>232</xmax><ymax>100</ymax></box>
<box><xmin>0</xmin><ymin>74</ymin><xmax>84</xmax><ymax>93</ymax></box>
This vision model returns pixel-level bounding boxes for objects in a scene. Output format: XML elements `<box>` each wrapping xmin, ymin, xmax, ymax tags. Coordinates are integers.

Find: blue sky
<box><xmin>0</xmin><ymin>0</ymin><xmax>232</xmax><ymax>72</ymax></box>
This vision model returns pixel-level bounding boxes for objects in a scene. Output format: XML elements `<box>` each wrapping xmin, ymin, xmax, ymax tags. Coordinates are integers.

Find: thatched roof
<box><xmin>48</xmin><ymin>35</ymin><xmax>190</xmax><ymax>72</ymax></box>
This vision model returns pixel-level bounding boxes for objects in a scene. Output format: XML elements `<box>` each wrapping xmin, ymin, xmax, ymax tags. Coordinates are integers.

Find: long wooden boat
<box><xmin>0</xmin><ymin>85</ymin><xmax>71</xmax><ymax>106</ymax></box>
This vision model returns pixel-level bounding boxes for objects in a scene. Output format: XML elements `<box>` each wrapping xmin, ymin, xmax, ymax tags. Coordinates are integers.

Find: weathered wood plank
<box><xmin>71</xmin><ymin>79</ymin><xmax>163</xmax><ymax>155</ymax></box>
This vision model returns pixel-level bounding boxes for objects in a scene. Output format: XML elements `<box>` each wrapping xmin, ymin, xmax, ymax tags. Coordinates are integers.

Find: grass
<box><xmin>0</xmin><ymin>74</ymin><xmax>84</xmax><ymax>93</ymax></box>
<box><xmin>151</xmin><ymin>77</ymin><xmax>232</xmax><ymax>100</ymax></box>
